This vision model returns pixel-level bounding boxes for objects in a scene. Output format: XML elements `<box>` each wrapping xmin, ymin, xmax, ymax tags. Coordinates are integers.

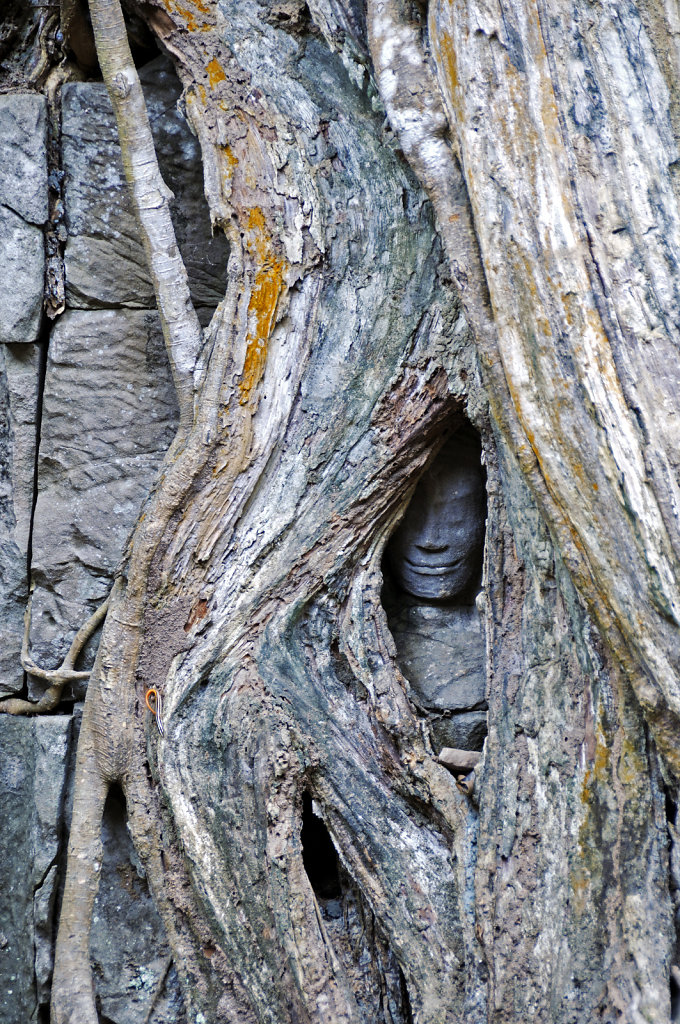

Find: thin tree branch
<box><xmin>87</xmin><ymin>0</ymin><xmax>202</xmax><ymax>428</ymax></box>
<box><xmin>366</xmin><ymin>0</ymin><xmax>496</xmax><ymax>350</ymax></box>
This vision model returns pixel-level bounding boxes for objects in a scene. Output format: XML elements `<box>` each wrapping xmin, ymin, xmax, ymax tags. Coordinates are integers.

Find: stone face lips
<box><xmin>62</xmin><ymin>58</ymin><xmax>229</xmax><ymax>310</ymax></box>
<box><xmin>0</xmin><ymin>93</ymin><xmax>47</xmax><ymax>344</ymax></box>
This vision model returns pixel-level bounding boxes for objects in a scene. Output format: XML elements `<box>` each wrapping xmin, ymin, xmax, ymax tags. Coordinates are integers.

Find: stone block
<box><xmin>0</xmin><ymin>343</ymin><xmax>41</xmax><ymax>697</ymax></box>
<box><xmin>28</xmin><ymin>309</ymin><xmax>178</xmax><ymax>693</ymax></box>
<box><xmin>431</xmin><ymin>710</ymin><xmax>488</xmax><ymax>754</ymax></box>
<box><xmin>0</xmin><ymin>207</ymin><xmax>45</xmax><ymax>345</ymax></box>
<box><xmin>0</xmin><ymin>94</ymin><xmax>47</xmax><ymax>344</ymax></box>
<box><xmin>0</xmin><ymin>714</ymin><xmax>72</xmax><ymax>1023</ymax></box>
<box><xmin>0</xmin><ymin>93</ymin><xmax>48</xmax><ymax>226</ymax></box>
<box><xmin>62</xmin><ymin>58</ymin><xmax>228</xmax><ymax>310</ymax></box>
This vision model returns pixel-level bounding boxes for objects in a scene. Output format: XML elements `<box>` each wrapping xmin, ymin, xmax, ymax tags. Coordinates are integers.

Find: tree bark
<box><xmin>50</xmin><ymin>1</ymin><xmax>680</xmax><ymax>1022</ymax></box>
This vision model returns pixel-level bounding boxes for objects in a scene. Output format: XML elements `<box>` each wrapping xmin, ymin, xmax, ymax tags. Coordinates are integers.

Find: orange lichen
<box><xmin>206</xmin><ymin>58</ymin><xmax>226</xmax><ymax>88</ymax></box>
<box><xmin>219</xmin><ymin>144</ymin><xmax>239</xmax><ymax>185</ymax></box>
<box><xmin>160</xmin><ymin>0</ymin><xmax>212</xmax><ymax>32</ymax></box>
<box><xmin>433</xmin><ymin>29</ymin><xmax>463</xmax><ymax>122</ymax></box>
<box><xmin>239</xmin><ymin>208</ymin><xmax>287</xmax><ymax>403</ymax></box>
<box><xmin>569</xmin><ymin>865</ymin><xmax>590</xmax><ymax>915</ymax></box>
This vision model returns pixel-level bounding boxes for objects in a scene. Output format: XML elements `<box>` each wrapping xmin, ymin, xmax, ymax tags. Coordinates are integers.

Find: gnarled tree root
<box><xmin>0</xmin><ymin>594</ymin><xmax>110</xmax><ymax>716</ymax></box>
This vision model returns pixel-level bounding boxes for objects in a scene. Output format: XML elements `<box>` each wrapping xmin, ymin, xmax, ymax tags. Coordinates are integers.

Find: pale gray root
<box><xmin>50</xmin><ymin>705</ymin><xmax>109</xmax><ymax>1024</ymax></box>
<box><xmin>0</xmin><ymin>594</ymin><xmax>110</xmax><ymax>715</ymax></box>
<box><xmin>87</xmin><ymin>0</ymin><xmax>202</xmax><ymax>425</ymax></box>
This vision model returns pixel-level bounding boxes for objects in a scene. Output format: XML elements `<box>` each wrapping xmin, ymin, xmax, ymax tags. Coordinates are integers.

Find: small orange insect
<box><xmin>145</xmin><ymin>687</ymin><xmax>164</xmax><ymax>736</ymax></box>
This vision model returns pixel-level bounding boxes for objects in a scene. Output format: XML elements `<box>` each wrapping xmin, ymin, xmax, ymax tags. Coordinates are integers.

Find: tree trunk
<box><xmin>46</xmin><ymin>0</ymin><xmax>680</xmax><ymax>1022</ymax></box>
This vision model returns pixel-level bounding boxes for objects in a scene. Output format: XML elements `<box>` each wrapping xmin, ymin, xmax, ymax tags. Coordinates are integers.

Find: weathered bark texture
<box><xmin>0</xmin><ymin>0</ymin><xmax>678</xmax><ymax>1022</ymax></box>
<box><xmin>367</xmin><ymin>0</ymin><xmax>680</xmax><ymax>1016</ymax></box>
<box><xmin>371</xmin><ymin>0</ymin><xmax>680</xmax><ymax>779</ymax></box>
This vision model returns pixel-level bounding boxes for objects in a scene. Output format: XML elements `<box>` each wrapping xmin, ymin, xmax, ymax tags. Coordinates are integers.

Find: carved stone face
<box><xmin>388</xmin><ymin>436</ymin><xmax>486</xmax><ymax>602</ymax></box>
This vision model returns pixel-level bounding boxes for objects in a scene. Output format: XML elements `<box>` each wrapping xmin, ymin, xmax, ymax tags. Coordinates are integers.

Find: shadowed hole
<box><xmin>671</xmin><ymin>967</ymin><xmax>680</xmax><ymax>1022</ymax></box>
<box><xmin>399</xmin><ymin>967</ymin><xmax>414</xmax><ymax>1024</ymax></box>
<box><xmin>300</xmin><ymin>792</ymin><xmax>341</xmax><ymax>901</ymax></box>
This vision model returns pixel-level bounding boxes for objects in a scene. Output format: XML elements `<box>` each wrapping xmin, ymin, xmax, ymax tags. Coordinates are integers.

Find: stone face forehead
<box><xmin>420</xmin><ymin>460</ymin><xmax>485</xmax><ymax>494</ymax></box>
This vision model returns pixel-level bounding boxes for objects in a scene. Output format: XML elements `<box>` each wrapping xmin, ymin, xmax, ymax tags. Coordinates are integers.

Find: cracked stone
<box><xmin>0</xmin><ymin>343</ymin><xmax>41</xmax><ymax>697</ymax></box>
<box><xmin>28</xmin><ymin>309</ymin><xmax>179</xmax><ymax>697</ymax></box>
<box><xmin>62</xmin><ymin>57</ymin><xmax>229</xmax><ymax>310</ymax></box>
<box><xmin>0</xmin><ymin>94</ymin><xmax>47</xmax><ymax>344</ymax></box>
<box><xmin>0</xmin><ymin>714</ymin><xmax>72</xmax><ymax>1023</ymax></box>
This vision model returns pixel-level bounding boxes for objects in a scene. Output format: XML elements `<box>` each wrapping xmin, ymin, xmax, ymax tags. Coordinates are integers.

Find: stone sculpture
<box><xmin>388</xmin><ymin>428</ymin><xmax>486</xmax><ymax>602</ymax></box>
<box><xmin>385</xmin><ymin>427</ymin><xmax>487</xmax><ymax>751</ymax></box>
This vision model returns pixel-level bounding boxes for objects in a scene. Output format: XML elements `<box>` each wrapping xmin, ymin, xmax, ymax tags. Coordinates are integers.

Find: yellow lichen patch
<box><xmin>239</xmin><ymin>207</ymin><xmax>287</xmax><ymax>404</ymax></box>
<box><xmin>161</xmin><ymin>0</ymin><xmax>212</xmax><ymax>32</ymax></box>
<box><xmin>618</xmin><ymin>735</ymin><xmax>646</xmax><ymax>786</ymax></box>
<box><xmin>206</xmin><ymin>58</ymin><xmax>226</xmax><ymax>88</ymax></box>
<box><xmin>571</xmin><ymin>717</ymin><xmax>610</xmax><ymax>912</ymax></box>
<box><xmin>222</xmin><ymin>145</ymin><xmax>238</xmax><ymax>168</ymax></box>
<box><xmin>436</xmin><ymin>28</ymin><xmax>458</xmax><ymax>92</ymax></box>
<box><xmin>219</xmin><ymin>144</ymin><xmax>239</xmax><ymax>186</ymax></box>
<box><xmin>432</xmin><ymin>27</ymin><xmax>463</xmax><ymax>123</ymax></box>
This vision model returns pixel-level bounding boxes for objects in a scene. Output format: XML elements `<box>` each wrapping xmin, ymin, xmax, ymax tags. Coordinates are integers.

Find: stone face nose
<box><xmin>416</xmin><ymin>540</ymin><xmax>448</xmax><ymax>553</ymax></box>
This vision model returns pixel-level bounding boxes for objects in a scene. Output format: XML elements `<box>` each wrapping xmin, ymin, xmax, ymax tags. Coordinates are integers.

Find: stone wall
<box><xmin>0</xmin><ymin>57</ymin><xmax>227</xmax><ymax>1023</ymax></box>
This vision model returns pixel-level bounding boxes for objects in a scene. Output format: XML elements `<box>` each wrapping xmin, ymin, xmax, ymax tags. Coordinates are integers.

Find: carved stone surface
<box><xmin>387</xmin><ymin>600</ymin><xmax>487</xmax><ymax>751</ymax></box>
<box><xmin>385</xmin><ymin>430</ymin><xmax>488</xmax><ymax>750</ymax></box>
<box><xmin>61</xmin><ymin>59</ymin><xmax>229</xmax><ymax>310</ymax></box>
<box><xmin>0</xmin><ymin>714</ymin><xmax>73</xmax><ymax>1023</ymax></box>
<box><xmin>0</xmin><ymin>93</ymin><xmax>47</xmax><ymax>344</ymax></box>
<box><xmin>28</xmin><ymin>310</ymin><xmax>179</xmax><ymax>693</ymax></box>
<box><xmin>0</xmin><ymin>343</ymin><xmax>41</xmax><ymax>697</ymax></box>
<box><xmin>387</xmin><ymin>431</ymin><xmax>486</xmax><ymax>602</ymax></box>
<box><xmin>388</xmin><ymin>602</ymin><xmax>485</xmax><ymax>711</ymax></box>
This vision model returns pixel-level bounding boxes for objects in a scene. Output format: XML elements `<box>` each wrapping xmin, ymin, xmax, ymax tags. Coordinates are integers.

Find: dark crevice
<box><xmin>26</xmin><ymin>324</ymin><xmax>48</xmax><ymax>586</ymax></box>
<box><xmin>665</xmin><ymin>779</ymin><xmax>680</xmax><ymax>1022</ymax></box>
<box><xmin>121</xmin><ymin>1</ymin><xmax>162</xmax><ymax>69</ymax></box>
<box><xmin>300</xmin><ymin>792</ymin><xmax>341</xmax><ymax>901</ymax></box>
<box><xmin>17</xmin><ymin>322</ymin><xmax>49</xmax><ymax>700</ymax></box>
<box><xmin>399</xmin><ymin>967</ymin><xmax>414</xmax><ymax>1024</ymax></box>
<box><xmin>44</xmin><ymin>57</ymin><xmax>65</xmax><ymax>320</ymax></box>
